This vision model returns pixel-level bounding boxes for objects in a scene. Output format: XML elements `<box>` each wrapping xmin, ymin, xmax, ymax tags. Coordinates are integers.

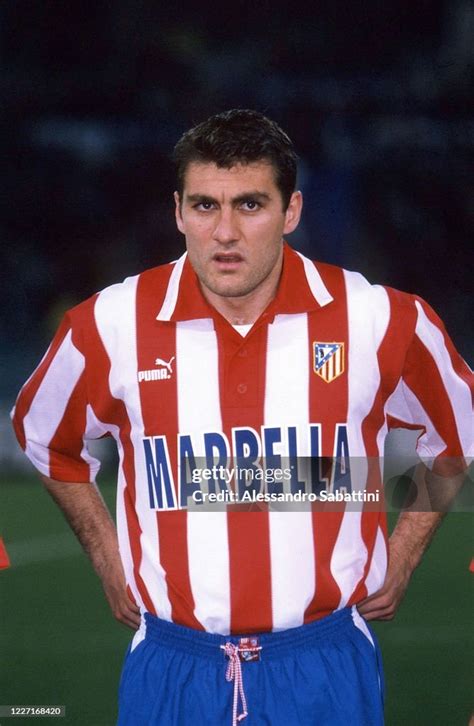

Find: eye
<box><xmin>193</xmin><ymin>201</ymin><xmax>215</xmax><ymax>211</ymax></box>
<box><xmin>240</xmin><ymin>200</ymin><xmax>261</xmax><ymax>211</ymax></box>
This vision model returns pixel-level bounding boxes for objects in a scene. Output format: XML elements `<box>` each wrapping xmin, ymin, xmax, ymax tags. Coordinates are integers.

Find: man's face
<box><xmin>175</xmin><ymin>161</ymin><xmax>302</xmax><ymax>304</ymax></box>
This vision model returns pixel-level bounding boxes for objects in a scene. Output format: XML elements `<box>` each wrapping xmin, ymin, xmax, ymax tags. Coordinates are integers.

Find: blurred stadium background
<box><xmin>0</xmin><ymin>1</ymin><xmax>472</xmax><ymax>724</ymax></box>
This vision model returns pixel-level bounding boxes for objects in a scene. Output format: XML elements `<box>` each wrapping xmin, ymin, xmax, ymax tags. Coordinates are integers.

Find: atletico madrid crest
<box><xmin>313</xmin><ymin>342</ymin><xmax>345</xmax><ymax>383</ymax></box>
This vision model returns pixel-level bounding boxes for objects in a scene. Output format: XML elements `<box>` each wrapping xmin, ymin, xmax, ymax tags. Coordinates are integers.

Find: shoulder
<box><xmin>314</xmin><ymin>259</ymin><xmax>416</xmax><ymax>313</ymax></box>
<box><xmin>308</xmin><ymin>258</ymin><xmax>424</xmax><ymax>346</ymax></box>
<box><xmin>66</xmin><ymin>260</ymin><xmax>178</xmax><ymax>329</ymax></box>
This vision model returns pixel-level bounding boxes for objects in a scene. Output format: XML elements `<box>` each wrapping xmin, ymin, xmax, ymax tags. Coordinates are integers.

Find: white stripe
<box><xmin>176</xmin><ymin>319</ymin><xmax>231</xmax><ymax>634</ymax></box>
<box><xmin>83</xmin><ymin>404</ymin><xmax>144</xmax><ymax>611</ymax></box>
<box><xmin>351</xmin><ymin>607</ymin><xmax>383</xmax><ymax>692</ymax></box>
<box><xmin>351</xmin><ymin>605</ymin><xmax>375</xmax><ymax>648</ymax></box>
<box><xmin>23</xmin><ymin>330</ymin><xmax>85</xmax><ymax>478</ymax></box>
<box><xmin>130</xmin><ymin>621</ymin><xmax>147</xmax><ymax>652</ymax></box>
<box><xmin>414</xmin><ymin>300</ymin><xmax>473</xmax><ymax>456</ymax></box>
<box><xmin>116</xmin><ymin>461</ymin><xmax>143</xmax><ymax>612</ymax></box>
<box><xmin>345</xmin><ymin>279</ymin><xmax>391</xmax><ymax>457</ymax></box>
<box><xmin>386</xmin><ymin>379</ymin><xmax>446</xmax><ymax>459</ymax></box>
<box><xmin>364</xmin><ymin>524</ymin><xmax>387</xmax><ymax>595</ymax></box>
<box><xmin>296</xmin><ymin>251</ymin><xmax>334</xmax><ymax>307</ymax></box>
<box><xmin>384</xmin><ymin>377</ymin><xmax>414</xmax><ymax>426</ymax></box>
<box><xmin>265</xmin><ymin>313</ymin><xmax>315</xmax><ymax>630</ymax></box>
<box><xmin>94</xmin><ymin>278</ymin><xmax>172</xmax><ymax>620</ymax></box>
<box><xmin>76</xmin><ymin>404</ymin><xmax>108</xmax><ymax>482</ymax></box>
<box><xmin>330</xmin><ymin>275</ymin><xmax>391</xmax><ymax>608</ymax></box>
<box><xmin>330</xmin><ymin>512</ymin><xmax>367</xmax><ymax>609</ymax></box>
<box><xmin>376</xmin><ymin>420</ymin><xmax>389</xmax><ymax>459</ymax></box>
<box><xmin>155</xmin><ymin>254</ymin><xmax>187</xmax><ymax>321</ymax></box>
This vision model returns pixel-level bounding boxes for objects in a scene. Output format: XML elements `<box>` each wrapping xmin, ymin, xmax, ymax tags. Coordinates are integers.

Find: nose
<box><xmin>212</xmin><ymin>208</ymin><xmax>240</xmax><ymax>244</ymax></box>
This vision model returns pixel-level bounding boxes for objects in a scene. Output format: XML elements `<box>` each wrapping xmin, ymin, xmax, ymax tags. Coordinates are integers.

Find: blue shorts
<box><xmin>118</xmin><ymin>607</ymin><xmax>384</xmax><ymax>725</ymax></box>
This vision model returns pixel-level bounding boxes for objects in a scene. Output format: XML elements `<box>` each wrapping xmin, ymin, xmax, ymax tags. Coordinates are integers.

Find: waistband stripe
<box><xmin>144</xmin><ymin>608</ymin><xmax>355</xmax><ymax>661</ymax></box>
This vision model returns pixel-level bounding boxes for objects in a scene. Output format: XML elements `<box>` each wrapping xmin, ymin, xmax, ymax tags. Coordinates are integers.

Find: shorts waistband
<box><xmin>144</xmin><ymin>608</ymin><xmax>355</xmax><ymax>661</ymax></box>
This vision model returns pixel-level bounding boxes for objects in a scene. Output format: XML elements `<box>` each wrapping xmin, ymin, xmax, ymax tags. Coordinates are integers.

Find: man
<box><xmin>11</xmin><ymin>110</ymin><xmax>472</xmax><ymax>725</ymax></box>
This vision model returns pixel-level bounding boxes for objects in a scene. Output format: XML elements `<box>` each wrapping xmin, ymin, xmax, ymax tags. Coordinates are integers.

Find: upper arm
<box><xmin>11</xmin><ymin>309</ymin><xmax>106</xmax><ymax>483</ymax></box>
<box><xmin>385</xmin><ymin>294</ymin><xmax>473</xmax><ymax>462</ymax></box>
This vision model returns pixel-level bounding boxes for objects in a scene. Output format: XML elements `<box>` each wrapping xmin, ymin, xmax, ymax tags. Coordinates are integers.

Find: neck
<box><xmin>204</xmin><ymin>291</ymin><xmax>274</xmax><ymax>325</ymax></box>
<box><xmin>201</xmin><ymin>259</ymin><xmax>283</xmax><ymax>325</ymax></box>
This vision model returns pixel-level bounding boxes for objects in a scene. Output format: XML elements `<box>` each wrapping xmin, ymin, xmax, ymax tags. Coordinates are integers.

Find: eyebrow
<box><xmin>185</xmin><ymin>191</ymin><xmax>272</xmax><ymax>205</ymax></box>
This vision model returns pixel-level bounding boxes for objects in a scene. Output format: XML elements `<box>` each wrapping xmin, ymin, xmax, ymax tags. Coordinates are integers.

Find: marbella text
<box><xmin>141</xmin><ymin>424</ymin><xmax>382</xmax><ymax>510</ymax></box>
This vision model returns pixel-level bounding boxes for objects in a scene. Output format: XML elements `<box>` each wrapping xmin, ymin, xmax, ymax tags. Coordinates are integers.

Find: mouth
<box><xmin>212</xmin><ymin>253</ymin><xmax>244</xmax><ymax>270</ymax></box>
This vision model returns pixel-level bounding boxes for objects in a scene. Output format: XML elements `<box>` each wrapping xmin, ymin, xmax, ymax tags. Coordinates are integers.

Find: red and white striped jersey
<box><xmin>11</xmin><ymin>244</ymin><xmax>473</xmax><ymax>634</ymax></box>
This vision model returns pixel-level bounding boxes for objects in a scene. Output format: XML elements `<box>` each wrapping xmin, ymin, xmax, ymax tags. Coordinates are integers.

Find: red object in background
<box><xmin>470</xmin><ymin>558</ymin><xmax>474</xmax><ymax>574</ymax></box>
<box><xmin>0</xmin><ymin>537</ymin><xmax>10</xmax><ymax>569</ymax></box>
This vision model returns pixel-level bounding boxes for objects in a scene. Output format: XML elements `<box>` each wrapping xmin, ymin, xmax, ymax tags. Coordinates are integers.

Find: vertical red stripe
<box><xmin>354</xmin><ymin>288</ymin><xmax>416</xmax><ymax>602</ymax></box>
<box><xmin>305</xmin><ymin>263</ymin><xmax>349</xmax><ymax>620</ymax></box>
<box><xmin>217</xmin><ymin>317</ymin><xmax>273</xmax><ymax>634</ymax></box>
<box><xmin>404</xmin><ymin>337</ymin><xmax>464</xmax><ymax>456</ymax></box>
<box><xmin>48</xmin><ymin>371</ymin><xmax>90</xmax><ymax>482</ymax></box>
<box><xmin>135</xmin><ymin>269</ymin><xmax>202</xmax><ymax>629</ymax></box>
<box><xmin>361</xmin><ymin>288</ymin><xmax>416</xmax><ymax>457</ymax></box>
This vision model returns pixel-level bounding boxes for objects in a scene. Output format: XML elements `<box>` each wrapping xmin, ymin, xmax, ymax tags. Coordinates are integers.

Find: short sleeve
<box><xmin>385</xmin><ymin>296</ymin><xmax>473</xmax><ymax>463</ymax></box>
<box><xmin>11</xmin><ymin>312</ymin><xmax>107</xmax><ymax>482</ymax></box>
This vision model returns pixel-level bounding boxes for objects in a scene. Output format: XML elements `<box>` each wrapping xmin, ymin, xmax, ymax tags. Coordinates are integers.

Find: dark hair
<box><xmin>173</xmin><ymin>109</ymin><xmax>298</xmax><ymax>210</ymax></box>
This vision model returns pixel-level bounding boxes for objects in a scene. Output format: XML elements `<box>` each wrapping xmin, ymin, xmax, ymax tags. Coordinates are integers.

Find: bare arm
<box><xmin>358</xmin><ymin>462</ymin><xmax>467</xmax><ymax>620</ymax></box>
<box><xmin>41</xmin><ymin>476</ymin><xmax>140</xmax><ymax>630</ymax></box>
<box><xmin>357</xmin><ymin>511</ymin><xmax>444</xmax><ymax>620</ymax></box>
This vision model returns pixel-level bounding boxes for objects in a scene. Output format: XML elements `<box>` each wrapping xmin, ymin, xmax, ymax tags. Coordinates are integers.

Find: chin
<box><xmin>213</xmin><ymin>286</ymin><xmax>247</xmax><ymax>298</ymax></box>
<box><xmin>209</xmin><ymin>282</ymin><xmax>253</xmax><ymax>299</ymax></box>
<box><xmin>204</xmin><ymin>275</ymin><xmax>248</xmax><ymax>298</ymax></box>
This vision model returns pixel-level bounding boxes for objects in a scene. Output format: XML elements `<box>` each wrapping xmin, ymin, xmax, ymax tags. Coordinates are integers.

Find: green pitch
<box><xmin>1</xmin><ymin>475</ymin><xmax>472</xmax><ymax>726</ymax></box>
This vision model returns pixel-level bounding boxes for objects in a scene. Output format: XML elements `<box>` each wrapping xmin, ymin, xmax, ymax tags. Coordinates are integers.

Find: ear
<box><xmin>174</xmin><ymin>191</ymin><xmax>185</xmax><ymax>234</ymax></box>
<box><xmin>283</xmin><ymin>191</ymin><xmax>303</xmax><ymax>235</ymax></box>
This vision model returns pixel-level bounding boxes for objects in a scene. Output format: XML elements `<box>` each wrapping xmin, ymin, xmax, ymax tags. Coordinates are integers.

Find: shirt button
<box><xmin>237</xmin><ymin>383</ymin><xmax>248</xmax><ymax>394</ymax></box>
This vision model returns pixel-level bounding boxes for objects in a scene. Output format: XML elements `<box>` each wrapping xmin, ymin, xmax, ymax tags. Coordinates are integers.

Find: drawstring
<box><xmin>221</xmin><ymin>643</ymin><xmax>248</xmax><ymax>726</ymax></box>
